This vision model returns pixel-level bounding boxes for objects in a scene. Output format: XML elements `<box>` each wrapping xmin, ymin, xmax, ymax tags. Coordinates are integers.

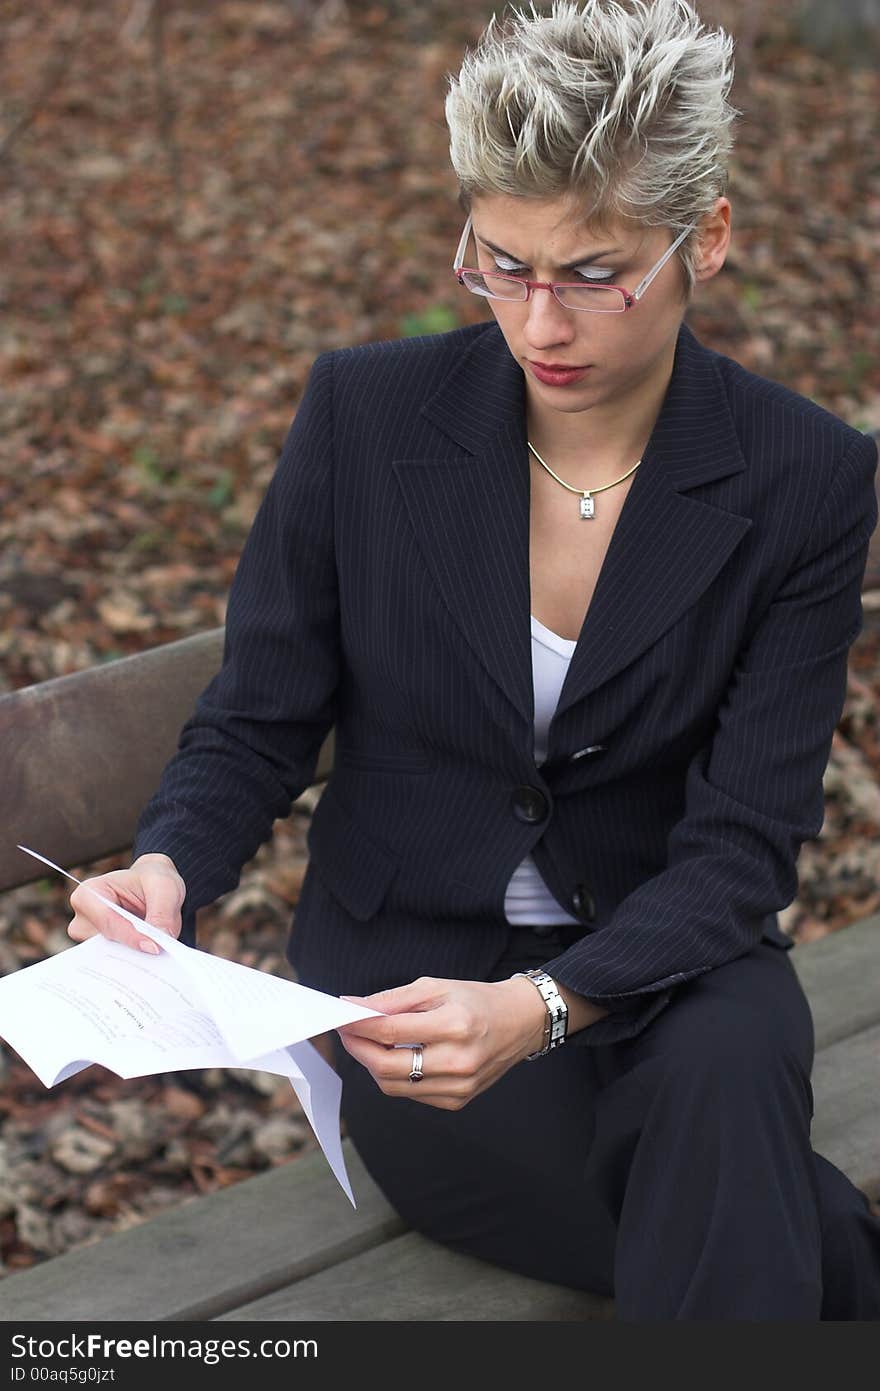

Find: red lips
<box><xmin>526</xmin><ymin>361</ymin><xmax>591</xmax><ymax>387</ymax></box>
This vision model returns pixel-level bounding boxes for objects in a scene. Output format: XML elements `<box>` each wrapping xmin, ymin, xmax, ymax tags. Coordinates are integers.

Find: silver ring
<box><xmin>409</xmin><ymin>1046</ymin><xmax>424</xmax><ymax>1083</ymax></box>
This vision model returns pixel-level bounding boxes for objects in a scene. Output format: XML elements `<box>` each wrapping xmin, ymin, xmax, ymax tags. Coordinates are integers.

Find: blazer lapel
<box><xmin>393</xmin><ymin>335</ymin><xmax>535</xmax><ymax>732</ymax></box>
<box><xmin>393</xmin><ymin>320</ymin><xmax>753</xmax><ymax>740</ymax></box>
<box><xmin>554</xmin><ymin>325</ymin><xmax>753</xmax><ymax>722</ymax></box>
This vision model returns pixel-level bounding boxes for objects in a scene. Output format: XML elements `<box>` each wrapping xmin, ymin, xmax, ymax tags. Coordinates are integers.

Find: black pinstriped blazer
<box><xmin>133</xmin><ymin>319</ymin><xmax>879</xmax><ymax>1047</ymax></box>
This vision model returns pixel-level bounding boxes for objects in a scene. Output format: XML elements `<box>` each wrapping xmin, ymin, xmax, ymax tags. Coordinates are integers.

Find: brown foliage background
<box><xmin>1</xmin><ymin>0</ymin><xmax>879</xmax><ymax>1274</ymax></box>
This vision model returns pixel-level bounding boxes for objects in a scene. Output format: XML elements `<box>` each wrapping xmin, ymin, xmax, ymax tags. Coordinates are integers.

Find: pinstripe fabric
<box><xmin>133</xmin><ymin>319</ymin><xmax>879</xmax><ymax>1047</ymax></box>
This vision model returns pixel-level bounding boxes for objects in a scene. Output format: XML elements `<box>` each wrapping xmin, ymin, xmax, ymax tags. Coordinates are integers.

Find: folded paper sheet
<box><xmin>0</xmin><ymin>847</ymin><xmax>386</xmax><ymax>1207</ymax></box>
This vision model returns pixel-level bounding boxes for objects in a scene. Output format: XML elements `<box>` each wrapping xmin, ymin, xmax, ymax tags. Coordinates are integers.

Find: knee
<box><xmin>653</xmin><ymin>1014</ymin><xmax>813</xmax><ymax>1115</ymax></box>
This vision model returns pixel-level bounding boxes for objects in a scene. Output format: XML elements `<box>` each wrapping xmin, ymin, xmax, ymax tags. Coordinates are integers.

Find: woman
<box><xmin>67</xmin><ymin>0</ymin><xmax>880</xmax><ymax>1319</ymax></box>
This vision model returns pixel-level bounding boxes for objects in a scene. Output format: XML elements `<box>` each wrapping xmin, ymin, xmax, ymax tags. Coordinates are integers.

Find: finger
<box><xmin>142</xmin><ymin>888</ymin><xmax>183</xmax><ymax>941</ymax></box>
<box><xmin>339</xmin><ymin>1035</ymin><xmax>476</xmax><ymax>1107</ymax></box>
<box><xmin>66</xmin><ymin>911</ymin><xmax>101</xmax><ymax>943</ymax></box>
<box><xmin>91</xmin><ymin>867</ymin><xmax>183</xmax><ymax>944</ymax></box>
<box><xmin>68</xmin><ymin>881</ymin><xmax>131</xmax><ymax>942</ymax></box>
<box><xmin>68</xmin><ymin>878</ymin><xmax>160</xmax><ymax>955</ymax></box>
<box><xmin>337</xmin><ymin>1004</ymin><xmax>456</xmax><ymax>1048</ymax></box>
<box><xmin>341</xmin><ymin>977</ymin><xmax>446</xmax><ymax>1014</ymax></box>
<box><xmin>338</xmin><ymin>978</ymin><xmax>457</xmax><ymax>1046</ymax></box>
<box><xmin>339</xmin><ymin>1034</ymin><xmax>471</xmax><ymax>1083</ymax></box>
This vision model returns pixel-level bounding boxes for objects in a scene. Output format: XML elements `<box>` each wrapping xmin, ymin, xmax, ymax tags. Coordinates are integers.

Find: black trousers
<box><xmin>331</xmin><ymin>924</ymin><xmax>880</xmax><ymax>1321</ymax></box>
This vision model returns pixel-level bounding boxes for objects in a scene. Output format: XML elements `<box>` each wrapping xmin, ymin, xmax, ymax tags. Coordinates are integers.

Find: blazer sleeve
<box><xmin>541</xmin><ymin>429</ymin><xmax>879</xmax><ymax>1047</ymax></box>
<box><xmin>131</xmin><ymin>352</ymin><xmax>340</xmax><ymax>942</ymax></box>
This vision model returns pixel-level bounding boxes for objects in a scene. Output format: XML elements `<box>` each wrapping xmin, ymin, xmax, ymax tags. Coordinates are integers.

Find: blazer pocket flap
<box><xmin>306</xmin><ymin>784</ymin><xmax>400</xmax><ymax>921</ymax></box>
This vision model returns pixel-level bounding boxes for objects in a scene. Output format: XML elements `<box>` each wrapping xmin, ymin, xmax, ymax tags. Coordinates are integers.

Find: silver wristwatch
<box><xmin>512</xmin><ymin>968</ymin><xmax>569</xmax><ymax>1059</ymax></box>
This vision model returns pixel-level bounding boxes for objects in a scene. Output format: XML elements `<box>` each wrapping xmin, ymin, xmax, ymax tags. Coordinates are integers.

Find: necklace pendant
<box><xmin>579</xmin><ymin>492</ymin><xmax>595</xmax><ymax>519</ymax></box>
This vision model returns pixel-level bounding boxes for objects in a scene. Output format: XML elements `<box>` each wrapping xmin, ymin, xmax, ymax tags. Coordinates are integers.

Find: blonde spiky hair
<box><xmin>445</xmin><ymin>0</ymin><xmax>738</xmax><ymax>292</ymax></box>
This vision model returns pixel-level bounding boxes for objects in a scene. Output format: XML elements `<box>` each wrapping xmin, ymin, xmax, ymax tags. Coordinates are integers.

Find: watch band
<box><xmin>511</xmin><ymin>968</ymin><xmax>568</xmax><ymax>1059</ymax></box>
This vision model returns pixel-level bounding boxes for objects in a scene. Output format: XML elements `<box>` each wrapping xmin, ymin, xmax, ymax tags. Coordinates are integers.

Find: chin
<box><xmin>531</xmin><ymin>376</ymin><xmax>606</xmax><ymax>411</ymax></box>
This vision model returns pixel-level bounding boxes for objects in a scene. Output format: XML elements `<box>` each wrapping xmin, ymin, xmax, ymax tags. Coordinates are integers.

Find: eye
<box><xmin>492</xmin><ymin>254</ymin><xmax>529</xmax><ymax>275</ymax></box>
<box><xmin>572</xmin><ymin>266</ymin><xmax>616</xmax><ymax>283</ymax></box>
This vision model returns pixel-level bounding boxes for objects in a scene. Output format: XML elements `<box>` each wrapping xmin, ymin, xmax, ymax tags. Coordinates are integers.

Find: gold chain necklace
<box><xmin>527</xmin><ymin>440</ymin><xmax>642</xmax><ymax>519</ymax></box>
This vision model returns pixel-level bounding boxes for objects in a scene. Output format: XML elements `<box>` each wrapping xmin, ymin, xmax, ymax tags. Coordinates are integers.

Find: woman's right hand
<box><xmin>67</xmin><ymin>853</ymin><xmax>186</xmax><ymax>955</ymax></box>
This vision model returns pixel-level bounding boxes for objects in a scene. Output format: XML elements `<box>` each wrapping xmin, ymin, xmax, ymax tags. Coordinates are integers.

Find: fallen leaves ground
<box><xmin>1</xmin><ymin>0</ymin><xmax>879</xmax><ymax>1277</ymax></box>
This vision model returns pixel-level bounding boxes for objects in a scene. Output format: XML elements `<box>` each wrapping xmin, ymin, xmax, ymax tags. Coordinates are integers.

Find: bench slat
<box><xmin>0</xmin><ymin>1141</ymin><xmax>403</xmax><ymax>1323</ymax></box>
<box><xmin>790</xmin><ymin>913</ymin><xmax>880</xmax><ymax>1049</ymax></box>
<box><xmin>218</xmin><ymin>1230</ymin><xmax>614</xmax><ymax>1322</ymax></box>
<box><xmin>810</xmin><ymin>1022</ymin><xmax>880</xmax><ymax>1192</ymax></box>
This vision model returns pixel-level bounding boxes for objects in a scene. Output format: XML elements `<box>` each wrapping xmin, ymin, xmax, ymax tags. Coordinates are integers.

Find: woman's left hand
<box><xmin>335</xmin><ymin>975</ymin><xmax>549</xmax><ymax>1110</ymax></box>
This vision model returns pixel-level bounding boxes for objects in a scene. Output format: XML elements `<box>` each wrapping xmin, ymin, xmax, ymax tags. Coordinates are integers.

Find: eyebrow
<box><xmin>475</xmin><ymin>232</ymin><xmax>623</xmax><ymax>270</ymax></box>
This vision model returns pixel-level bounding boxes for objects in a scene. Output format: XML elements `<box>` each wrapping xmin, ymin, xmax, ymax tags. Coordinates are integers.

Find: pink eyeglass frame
<box><xmin>452</xmin><ymin>213</ymin><xmax>696</xmax><ymax>312</ymax></box>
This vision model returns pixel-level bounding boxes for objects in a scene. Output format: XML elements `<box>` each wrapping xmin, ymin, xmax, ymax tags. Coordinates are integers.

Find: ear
<box><xmin>692</xmin><ymin>196</ymin><xmax>731</xmax><ymax>284</ymax></box>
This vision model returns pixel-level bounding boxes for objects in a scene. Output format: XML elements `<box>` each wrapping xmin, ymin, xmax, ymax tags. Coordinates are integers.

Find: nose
<box><xmin>523</xmin><ymin>285</ymin><xmax>578</xmax><ymax>351</ymax></box>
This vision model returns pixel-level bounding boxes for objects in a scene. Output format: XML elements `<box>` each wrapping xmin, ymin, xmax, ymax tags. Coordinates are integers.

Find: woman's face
<box><xmin>467</xmin><ymin>193</ymin><xmax>697</xmax><ymax>423</ymax></box>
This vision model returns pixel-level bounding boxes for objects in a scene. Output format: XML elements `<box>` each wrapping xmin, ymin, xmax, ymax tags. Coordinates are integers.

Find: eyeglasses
<box><xmin>452</xmin><ymin>214</ymin><xmax>696</xmax><ymax>314</ymax></box>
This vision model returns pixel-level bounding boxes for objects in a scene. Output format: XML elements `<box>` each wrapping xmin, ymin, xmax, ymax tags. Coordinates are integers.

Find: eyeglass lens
<box><xmin>459</xmin><ymin>269</ymin><xmax>627</xmax><ymax>313</ymax></box>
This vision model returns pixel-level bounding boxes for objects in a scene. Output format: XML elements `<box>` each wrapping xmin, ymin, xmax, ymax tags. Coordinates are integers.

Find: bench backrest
<box><xmin>0</xmin><ymin>628</ymin><xmax>334</xmax><ymax>894</ymax></box>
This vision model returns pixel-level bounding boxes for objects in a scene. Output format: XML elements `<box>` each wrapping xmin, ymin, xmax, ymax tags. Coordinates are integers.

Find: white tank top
<box><xmin>503</xmin><ymin>614</ymin><xmax>582</xmax><ymax>926</ymax></box>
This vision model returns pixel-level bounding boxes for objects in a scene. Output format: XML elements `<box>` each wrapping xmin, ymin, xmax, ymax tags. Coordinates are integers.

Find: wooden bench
<box><xmin>1</xmin><ymin>629</ymin><xmax>879</xmax><ymax>1322</ymax></box>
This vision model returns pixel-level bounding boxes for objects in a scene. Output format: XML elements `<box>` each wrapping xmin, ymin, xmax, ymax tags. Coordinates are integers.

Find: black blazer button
<box><xmin>510</xmin><ymin>785</ymin><xmax>549</xmax><ymax>824</ymax></box>
<box><xmin>571</xmin><ymin>883</ymin><xmax>596</xmax><ymax>922</ymax></box>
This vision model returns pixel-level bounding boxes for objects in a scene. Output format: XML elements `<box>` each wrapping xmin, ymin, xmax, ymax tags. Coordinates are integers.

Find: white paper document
<box><xmin>0</xmin><ymin>847</ymin><xmax>386</xmax><ymax>1207</ymax></box>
